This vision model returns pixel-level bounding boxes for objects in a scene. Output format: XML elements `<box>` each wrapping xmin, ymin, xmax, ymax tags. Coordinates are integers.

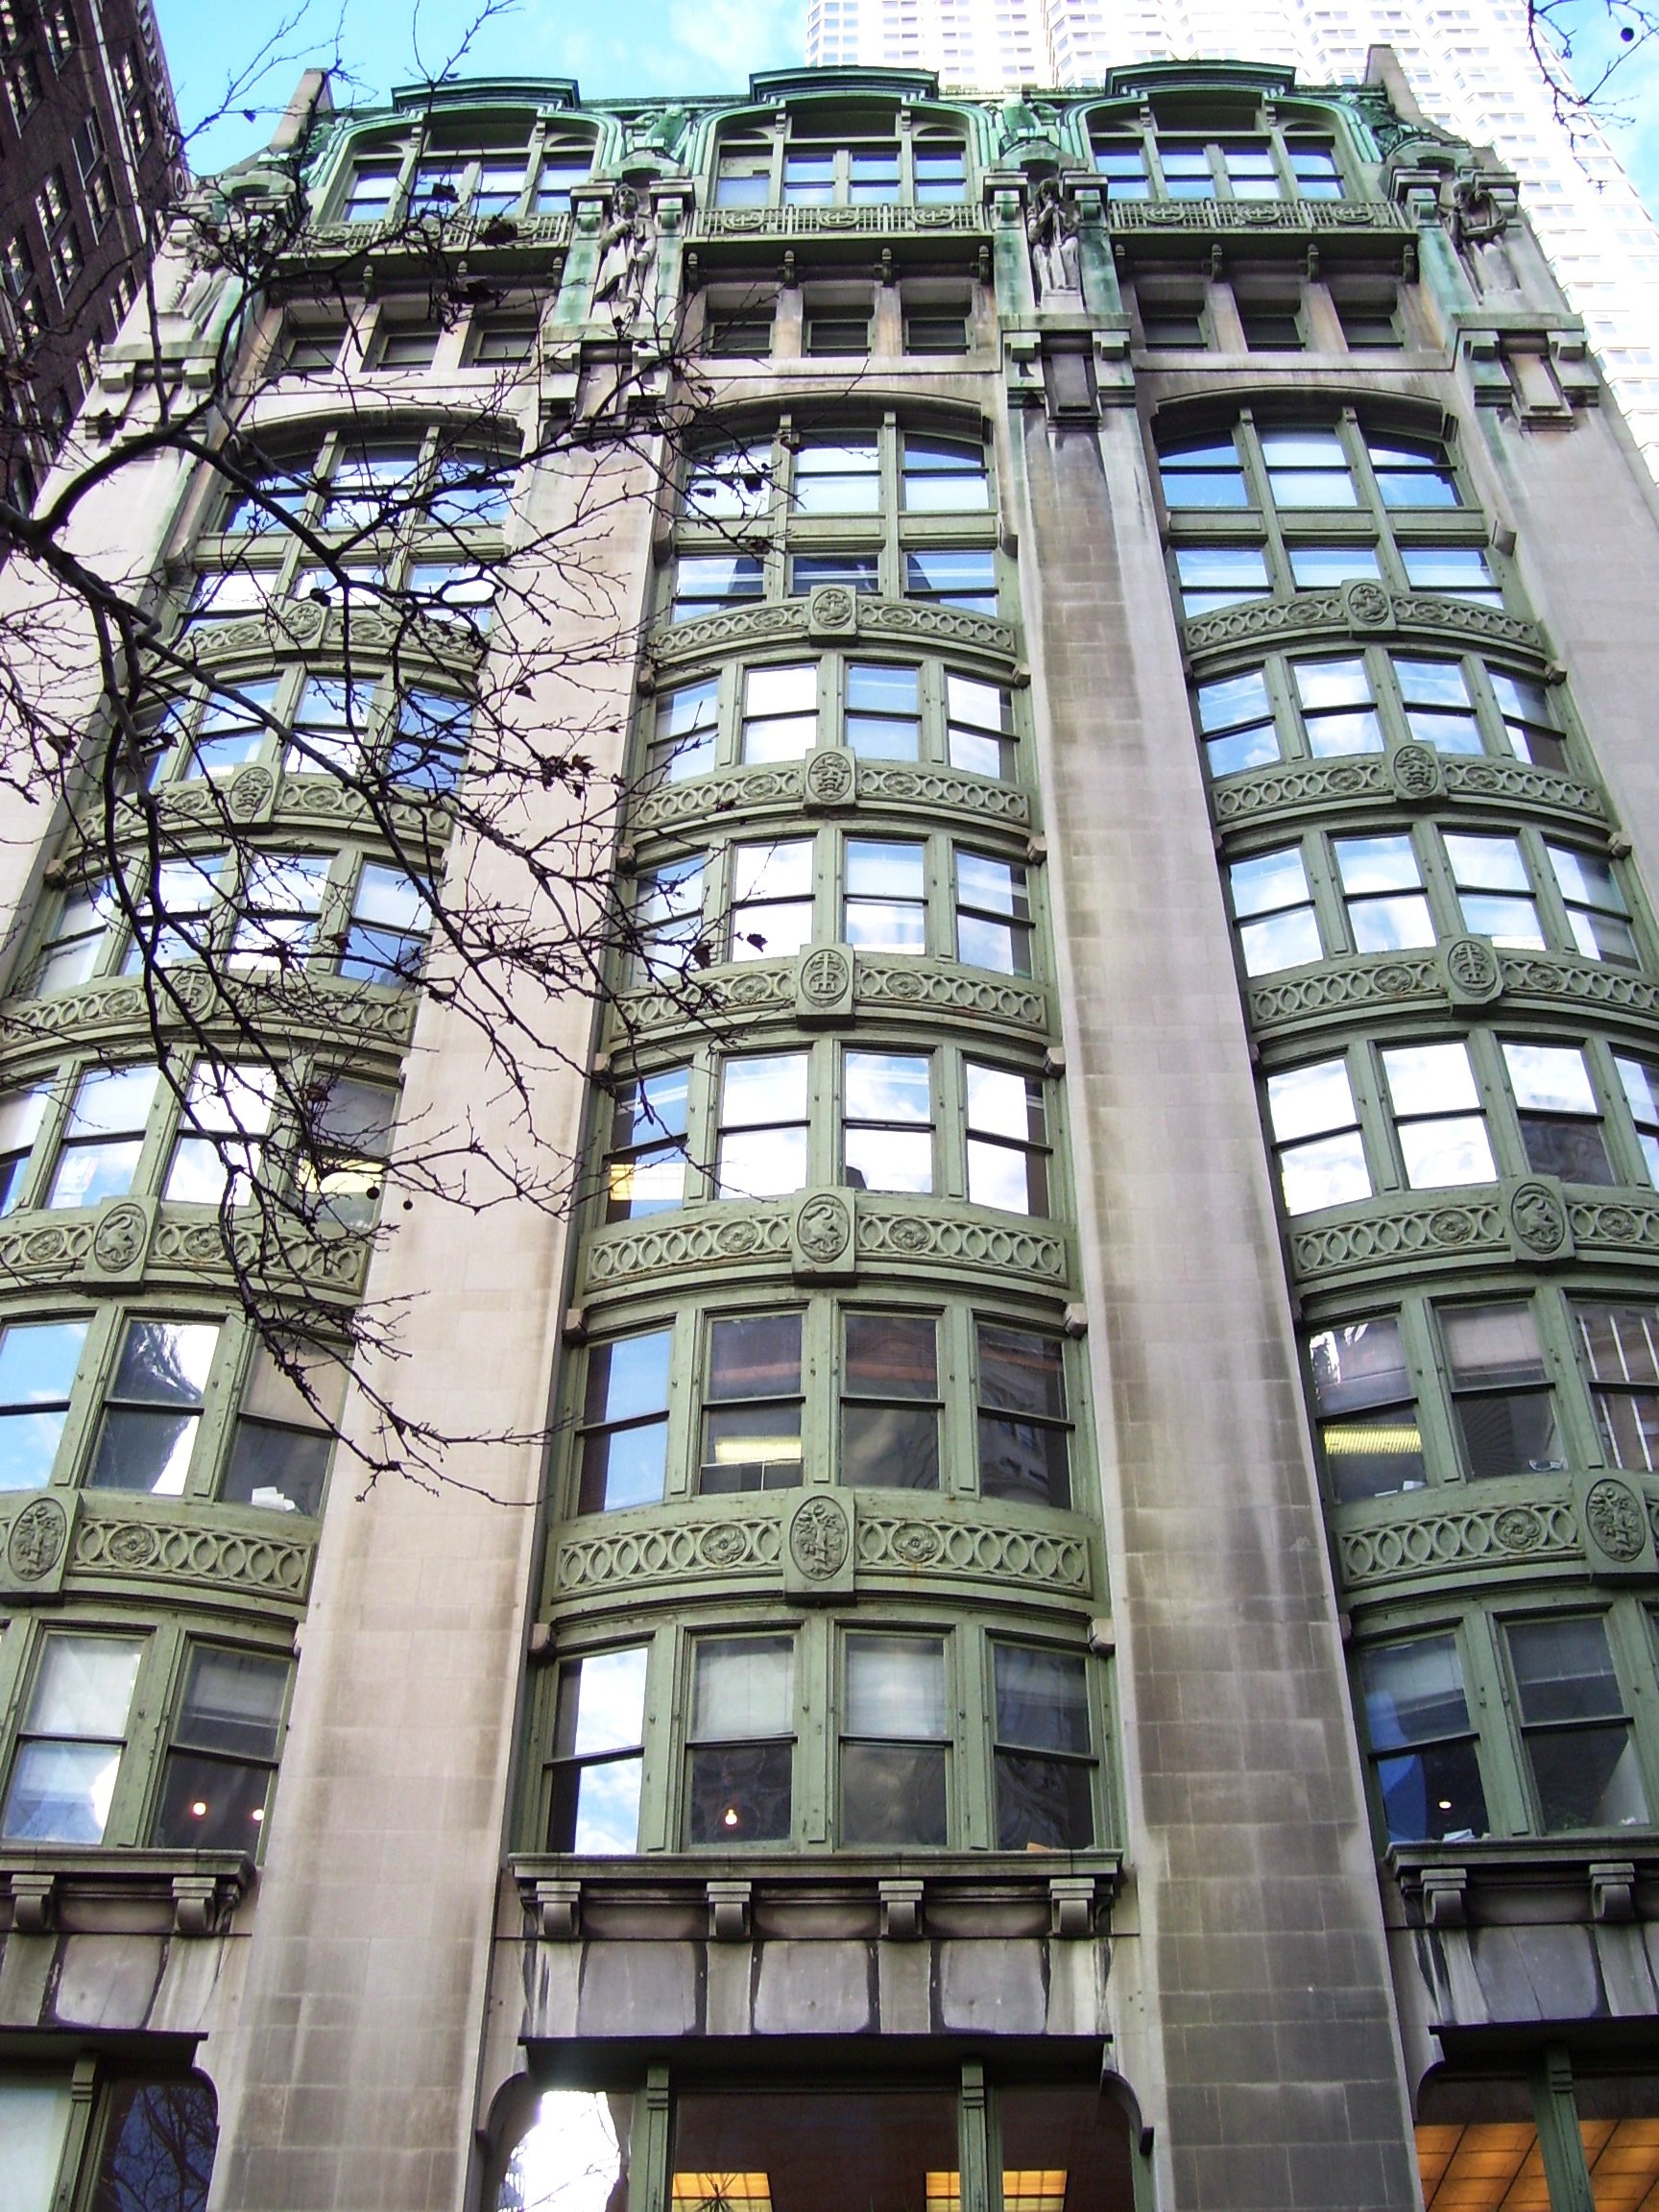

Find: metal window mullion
<box><xmin>1346</xmin><ymin>1041</ymin><xmax>1397</xmax><ymax>1196</ymax></box>
<box><xmin>104</xmin><ymin>1614</ymin><xmax>180</xmax><ymax>1846</ymax></box>
<box><xmin>1294</xmin><ymin>832</ymin><xmax>1346</xmax><ymax>959</ymax></box>
<box><xmin>1581</xmin><ymin>1033</ymin><xmax>1649</xmax><ymax>1187</ymax></box>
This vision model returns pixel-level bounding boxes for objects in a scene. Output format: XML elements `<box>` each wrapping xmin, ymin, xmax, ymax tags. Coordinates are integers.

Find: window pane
<box><xmin>980</xmin><ymin>1323</ymin><xmax>1064</xmax><ymax>1418</ymax></box>
<box><xmin>175</xmin><ymin>1647</ymin><xmax>285</xmax><ymax>1759</ymax></box>
<box><xmin>4</xmin><ymin>1739</ymin><xmax>125</xmax><ymax>1841</ymax></box>
<box><xmin>1310</xmin><ymin>1317</ymin><xmax>1424</xmax><ymax>1501</ymax></box>
<box><xmin>721</xmin><ymin>1053</ymin><xmax>808</xmax><ymax>1125</ymax></box>
<box><xmin>995</xmin><ymin>1642</ymin><xmax>1089</xmax><ymax>1753</ymax></box>
<box><xmin>847</xmin><ymin>1635</ymin><xmax>946</xmax><ymax>1736</ymax></box>
<box><xmin>842</xmin><ymin>1742</ymin><xmax>947</xmax><ymax>1845</ymax></box>
<box><xmin>1510</xmin><ymin>1616</ymin><xmax>1623</xmax><ymax>1724</ymax></box>
<box><xmin>1266</xmin><ymin>1058</ymin><xmax>1356</xmax><ymax>1143</ymax></box>
<box><xmin>1360</xmin><ymin>1636</ymin><xmax>1471</xmax><ymax>1749</ymax></box>
<box><xmin>27</xmin><ymin>1633</ymin><xmax>143</xmax><ymax>1736</ymax></box>
<box><xmin>563</xmin><ymin>1647</ymin><xmax>649</xmax><ymax>1759</ymax></box>
<box><xmin>110</xmin><ymin>1318</ymin><xmax>219</xmax><ymax>1406</ymax></box>
<box><xmin>794</xmin><ymin>439</ymin><xmax>879</xmax><ymax>514</ymax></box>
<box><xmin>709</xmin><ymin>1312</ymin><xmax>802</xmax><ymax>1402</ymax></box>
<box><xmin>693</xmin><ymin>1635</ymin><xmax>792</xmax><ymax>1740</ymax></box>
<box><xmin>3</xmin><ymin>2084</ymin><xmax>72</xmax><ymax>2211</ymax></box>
<box><xmin>1383</xmin><ymin>1042</ymin><xmax>1479</xmax><ymax>1118</ymax></box>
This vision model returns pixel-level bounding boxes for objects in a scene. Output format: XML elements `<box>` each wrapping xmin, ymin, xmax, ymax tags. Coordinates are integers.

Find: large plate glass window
<box><xmin>1506</xmin><ymin>1617</ymin><xmax>1649</xmax><ymax>1832</ymax></box>
<box><xmin>1439</xmin><ymin>1301</ymin><xmax>1560</xmax><ymax>1479</ymax></box>
<box><xmin>976</xmin><ymin>1322</ymin><xmax>1070</xmax><ymax>1507</ymax></box>
<box><xmin>993</xmin><ymin>1642</ymin><xmax>1094</xmax><ymax>1848</ymax></box>
<box><xmin>155</xmin><ymin>1647</ymin><xmax>289</xmax><ymax>1850</ymax></box>
<box><xmin>0</xmin><ymin>1317</ymin><xmax>86</xmax><ymax>1489</ymax></box>
<box><xmin>87</xmin><ymin>1317</ymin><xmax>220</xmax><ymax>1494</ymax></box>
<box><xmin>577</xmin><ymin>1330</ymin><xmax>671</xmax><ymax>1513</ymax></box>
<box><xmin>1308</xmin><ymin>1316</ymin><xmax>1424</xmax><ymax>1503</ymax></box>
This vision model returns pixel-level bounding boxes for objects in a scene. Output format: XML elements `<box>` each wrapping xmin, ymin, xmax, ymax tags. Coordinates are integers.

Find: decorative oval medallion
<box><xmin>1508</xmin><ymin>1180</ymin><xmax>1568</xmax><ymax>1258</ymax></box>
<box><xmin>92</xmin><ymin>1201</ymin><xmax>148</xmax><ymax>1272</ymax></box>
<box><xmin>789</xmin><ymin>1495</ymin><xmax>850</xmax><ymax>1579</ymax></box>
<box><xmin>799</xmin><ymin>947</ymin><xmax>852</xmax><ymax>1005</ymax></box>
<box><xmin>7</xmin><ymin>1495</ymin><xmax>66</xmax><ymax>1581</ymax></box>
<box><xmin>796</xmin><ymin>1191</ymin><xmax>852</xmax><ymax>1264</ymax></box>
<box><xmin>1585</xmin><ymin>1477</ymin><xmax>1646</xmax><ymax>1563</ymax></box>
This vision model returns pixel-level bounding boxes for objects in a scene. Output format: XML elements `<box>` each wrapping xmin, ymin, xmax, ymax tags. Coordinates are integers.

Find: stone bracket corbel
<box><xmin>172</xmin><ymin>1872</ymin><xmax>234</xmax><ymax>1936</ymax></box>
<box><xmin>879</xmin><ymin>1878</ymin><xmax>925</xmax><ymax>1939</ymax></box>
<box><xmin>707</xmin><ymin>1878</ymin><xmax>752</xmax><ymax>1940</ymax></box>
<box><xmin>1420</xmin><ymin>1864</ymin><xmax>1468</xmax><ymax>1928</ymax></box>
<box><xmin>1590</xmin><ymin>1860</ymin><xmax>1637</xmax><ymax>1924</ymax></box>
<box><xmin>534</xmin><ymin>1878</ymin><xmax>582</xmax><ymax>1939</ymax></box>
<box><xmin>10</xmin><ymin>1870</ymin><xmax>55</xmax><ymax>1932</ymax></box>
<box><xmin>1049</xmin><ymin>1875</ymin><xmax>1097</xmax><ymax>1938</ymax></box>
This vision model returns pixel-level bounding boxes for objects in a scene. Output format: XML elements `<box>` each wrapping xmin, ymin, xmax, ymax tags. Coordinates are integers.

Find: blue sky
<box><xmin>155</xmin><ymin>0</ymin><xmax>1657</xmax><ymax>212</ymax></box>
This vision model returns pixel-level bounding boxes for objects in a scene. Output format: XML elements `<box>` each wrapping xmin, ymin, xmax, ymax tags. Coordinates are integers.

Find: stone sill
<box><xmin>509</xmin><ymin>1851</ymin><xmax>1121</xmax><ymax>1941</ymax></box>
<box><xmin>1387</xmin><ymin>1838</ymin><xmax>1659</xmax><ymax>1929</ymax></box>
<box><xmin>1</xmin><ymin>1847</ymin><xmax>253</xmax><ymax>1936</ymax></box>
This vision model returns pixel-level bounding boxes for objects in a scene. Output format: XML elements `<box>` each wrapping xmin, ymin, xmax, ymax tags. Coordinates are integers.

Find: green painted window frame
<box><xmin>587</xmin><ymin>1035</ymin><xmax>1060</xmax><ymax>1225</ymax></box>
<box><xmin>668</xmin><ymin>417</ymin><xmax>1000</xmax><ymax>622</ymax></box>
<box><xmin>556</xmin><ymin>1291</ymin><xmax>1089</xmax><ymax>1518</ymax></box>
<box><xmin>330</xmin><ymin>124</ymin><xmax>595</xmax><ymax>226</ymax></box>
<box><xmin>1222</xmin><ymin>818</ymin><xmax>1645</xmax><ymax>977</ymax></box>
<box><xmin>1192</xmin><ymin>646</ymin><xmax>1577</xmax><ymax>782</ymax></box>
<box><xmin>0</xmin><ymin>1293</ymin><xmax>344</xmax><ymax>1514</ymax></box>
<box><xmin>639</xmin><ymin>650</ymin><xmax>1024</xmax><ymax>789</ymax></box>
<box><xmin>1354</xmin><ymin>1595</ymin><xmax>1659</xmax><ymax>1846</ymax></box>
<box><xmin>526</xmin><ymin>1609</ymin><xmax>1104</xmax><ymax>1856</ymax></box>
<box><xmin>0</xmin><ymin>1609</ymin><xmax>295</xmax><ymax>1853</ymax></box>
<box><xmin>1263</xmin><ymin>1023</ymin><xmax>1659</xmax><ymax>1218</ymax></box>
<box><xmin>1090</xmin><ymin>114</ymin><xmax>1353</xmax><ymax>203</ymax></box>
<box><xmin>1156</xmin><ymin>413</ymin><xmax>1505</xmax><ymax>616</ymax></box>
<box><xmin>709</xmin><ymin>116</ymin><xmax>970</xmax><ymax>210</ymax></box>
<box><xmin>621</xmin><ymin>826</ymin><xmax>1045</xmax><ymax>984</ymax></box>
<box><xmin>0</xmin><ymin>2062</ymin><xmax>219</xmax><ymax>2212</ymax></box>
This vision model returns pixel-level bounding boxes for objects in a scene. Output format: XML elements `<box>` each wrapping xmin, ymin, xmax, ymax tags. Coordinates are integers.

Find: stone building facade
<box><xmin>3</xmin><ymin>53</ymin><xmax>1659</xmax><ymax>2212</ymax></box>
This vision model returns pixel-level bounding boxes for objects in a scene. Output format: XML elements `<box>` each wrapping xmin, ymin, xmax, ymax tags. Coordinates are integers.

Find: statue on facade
<box><xmin>593</xmin><ymin>183</ymin><xmax>657</xmax><ymax>321</ymax></box>
<box><xmin>1026</xmin><ymin>178</ymin><xmax>1082</xmax><ymax>301</ymax></box>
<box><xmin>1450</xmin><ymin>171</ymin><xmax>1521</xmax><ymax>296</ymax></box>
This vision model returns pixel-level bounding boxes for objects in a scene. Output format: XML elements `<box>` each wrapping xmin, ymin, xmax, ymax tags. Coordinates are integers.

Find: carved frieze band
<box><xmin>0</xmin><ymin>1488</ymin><xmax>314</xmax><ymax>1603</ymax></box>
<box><xmin>0</xmin><ymin>968</ymin><xmax>418</xmax><ymax>1064</ymax></box>
<box><xmin>630</xmin><ymin>757</ymin><xmax>1029</xmax><ymax>838</ymax></box>
<box><xmin>87</xmin><ymin>776</ymin><xmax>438</xmax><ymax>851</ymax></box>
<box><xmin>1290</xmin><ymin>1185</ymin><xmax>1659</xmax><ymax>1289</ymax></box>
<box><xmin>180</xmin><ymin>600</ymin><xmax>481</xmax><ymax>677</ymax></box>
<box><xmin>1184</xmin><ymin>583</ymin><xmax>1541</xmax><ymax>661</ymax></box>
<box><xmin>296</xmin><ymin>211</ymin><xmax>574</xmax><ymax>255</ymax></box>
<box><xmin>693</xmin><ymin>204</ymin><xmax>983</xmax><ymax>238</ymax></box>
<box><xmin>74</xmin><ymin>1512</ymin><xmax>314</xmax><ymax>1600</ymax></box>
<box><xmin>582</xmin><ymin>1197</ymin><xmax>1067</xmax><ymax>1295</ymax></box>
<box><xmin>554</xmin><ymin>1504</ymin><xmax>1089</xmax><ymax>1600</ymax></box>
<box><xmin>1107</xmin><ymin>197</ymin><xmax>1410</xmax><ymax>234</ymax></box>
<box><xmin>1246</xmin><ymin>948</ymin><xmax>1659</xmax><ymax>1042</ymax></box>
<box><xmin>1211</xmin><ymin>753</ymin><xmax>1604</xmax><ymax>832</ymax></box>
<box><xmin>0</xmin><ymin>1203</ymin><xmax>369</xmax><ymax>1303</ymax></box>
<box><xmin>646</xmin><ymin>596</ymin><xmax>1019</xmax><ymax>674</ymax></box>
<box><xmin>609</xmin><ymin>958</ymin><xmax>1047</xmax><ymax>1045</ymax></box>
<box><xmin>1338</xmin><ymin>1497</ymin><xmax>1580</xmax><ymax>1591</ymax></box>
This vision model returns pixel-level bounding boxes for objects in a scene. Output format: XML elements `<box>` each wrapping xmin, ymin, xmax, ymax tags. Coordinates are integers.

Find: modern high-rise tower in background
<box><xmin>0</xmin><ymin>0</ymin><xmax>181</xmax><ymax>505</ymax></box>
<box><xmin>805</xmin><ymin>0</ymin><xmax>1659</xmax><ymax>473</ymax></box>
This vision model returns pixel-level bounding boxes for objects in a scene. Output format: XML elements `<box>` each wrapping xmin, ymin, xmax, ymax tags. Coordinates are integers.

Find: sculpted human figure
<box><xmin>1026</xmin><ymin>177</ymin><xmax>1081</xmax><ymax>300</ymax></box>
<box><xmin>593</xmin><ymin>182</ymin><xmax>657</xmax><ymax>320</ymax></box>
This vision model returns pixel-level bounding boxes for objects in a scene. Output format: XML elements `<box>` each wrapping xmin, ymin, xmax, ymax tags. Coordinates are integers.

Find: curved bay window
<box><xmin>3</xmin><ymin>2067</ymin><xmax>217</xmax><ymax>2212</ymax></box>
<box><xmin>1157</xmin><ymin>415</ymin><xmax>1505</xmax><ymax>617</ymax></box>
<box><xmin>532</xmin><ymin>1614</ymin><xmax>1102</xmax><ymax>1856</ymax></box>
<box><xmin>711</xmin><ymin>110</ymin><xmax>968</xmax><ymax>209</ymax></box>
<box><xmin>668</xmin><ymin>421</ymin><xmax>999</xmax><ymax>622</ymax></box>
